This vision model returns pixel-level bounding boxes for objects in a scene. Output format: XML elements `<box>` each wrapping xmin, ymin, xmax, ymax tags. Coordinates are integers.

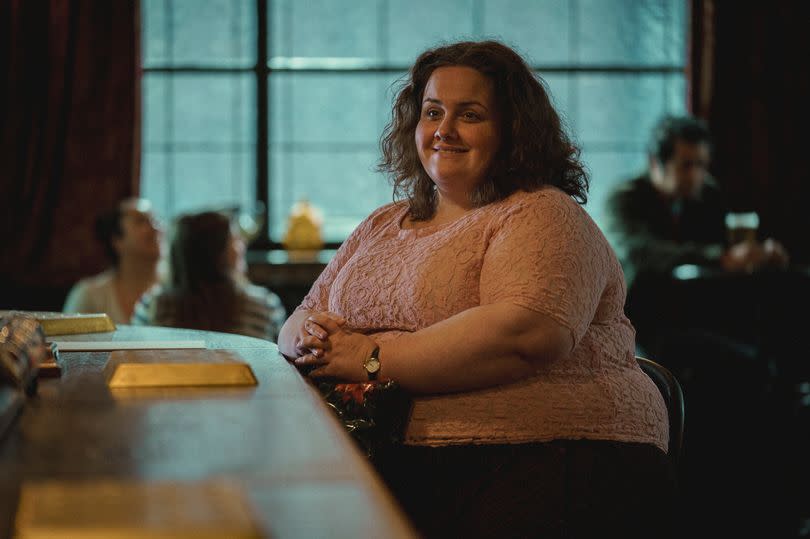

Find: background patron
<box><xmin>63</xmin><ymin>198</ymin><xmax>162</xmax><ymax>324</ymax></box>
<box><xmin>132</xmin><ymin>211</ymin><xmax>285</xmax><ymax>341</ymax></box>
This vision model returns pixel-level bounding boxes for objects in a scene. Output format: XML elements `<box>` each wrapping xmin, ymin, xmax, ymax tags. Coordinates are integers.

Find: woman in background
<box><xmin>133</xmin><ymin>211</ymin><xmax>285</xmax><ymax>341</ymax></box>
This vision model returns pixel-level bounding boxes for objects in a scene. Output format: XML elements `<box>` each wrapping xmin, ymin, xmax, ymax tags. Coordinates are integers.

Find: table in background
<box><xmin>0</xmin><ymin>325</ymin><xmax>416</xmax><ymax>538</ymax></box>
<box><xmin>246</xmin><ymin>249</ymin><xmax>334</xmax><ymax>315</ymax></box>
<box><xmin>681</xmin><ymin>265</ymin><xmax>809</xmax><ymax>381</ymax></box>
<box><xmin>627</xmin><ymin>265</ymin><xmax>810</xmax><ymax>538</ymax></box>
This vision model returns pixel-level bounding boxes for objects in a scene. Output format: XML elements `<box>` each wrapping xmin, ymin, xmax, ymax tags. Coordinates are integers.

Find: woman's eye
<box><xmin>463</xmin><ymin>111</ymin><xmax>481</xmax><ymax>121</ymax></box>
<box><xmin>425</xmin><ymin>109</ymin><xmax>440</xmax><ymax>119</ymax></box>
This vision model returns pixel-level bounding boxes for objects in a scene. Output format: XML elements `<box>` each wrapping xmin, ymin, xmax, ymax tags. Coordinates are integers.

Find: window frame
<box><xmin>142</xmin><ymin>0</ymin><xmax>686</xmax><ymax>250</ymax></box>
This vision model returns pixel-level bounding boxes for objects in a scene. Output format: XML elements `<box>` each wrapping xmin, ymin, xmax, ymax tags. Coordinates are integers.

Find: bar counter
<box><xmin>0</xmin><ymin>325</ymin><xmax>416</xmax><ymax>538</ymax></box>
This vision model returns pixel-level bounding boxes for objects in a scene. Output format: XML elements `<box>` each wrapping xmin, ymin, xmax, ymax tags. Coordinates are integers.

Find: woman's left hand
<box><xmin>294</xmin><ymin>327</ymin><xmax>377</xmax><ymax>382</ymax></box>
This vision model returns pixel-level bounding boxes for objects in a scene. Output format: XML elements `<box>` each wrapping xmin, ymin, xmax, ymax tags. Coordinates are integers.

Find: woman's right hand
<box><xmin>294</xmin><ymin>311</ymin><xmax>346</xmax><ymax>358</ymax></box>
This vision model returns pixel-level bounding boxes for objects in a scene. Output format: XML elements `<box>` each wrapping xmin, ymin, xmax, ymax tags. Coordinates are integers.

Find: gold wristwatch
<box><xmin>363</xmin><ymin>346</ymin><xmax>381</xmax><ymax>381</ymax></box>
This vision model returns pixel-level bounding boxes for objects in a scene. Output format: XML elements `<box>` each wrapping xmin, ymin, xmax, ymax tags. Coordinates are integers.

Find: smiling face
<box><xmin>415</xmin><ymin>66</ymin><xmax>502</xmax><ymax>200</ymax></box>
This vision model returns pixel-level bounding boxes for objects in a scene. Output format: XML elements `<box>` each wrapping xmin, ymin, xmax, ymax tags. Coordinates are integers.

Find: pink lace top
<box><xmin>299</xmin><ymin>187</ymin><xmax>668</xmax><ymax>452</ymax></box>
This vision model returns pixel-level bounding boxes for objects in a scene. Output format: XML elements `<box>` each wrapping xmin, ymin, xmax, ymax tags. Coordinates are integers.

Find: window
<box><xmin>142</xmin><ymin>0</ymin><xmax>686</xmax><ymax>245</ymax></box>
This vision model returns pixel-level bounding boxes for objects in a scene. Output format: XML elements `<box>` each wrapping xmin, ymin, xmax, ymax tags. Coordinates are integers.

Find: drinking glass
<box><xmin>724</xmin><ymin>211</ymin><xmax>759</xmax><ymax>246</ymax></box>
<box><xmin>237</xmin><ymin>201</ymin><xmax>266</xmax><ymax>244</ymax></box>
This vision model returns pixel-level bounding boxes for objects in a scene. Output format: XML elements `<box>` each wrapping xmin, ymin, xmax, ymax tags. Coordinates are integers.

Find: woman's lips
<box><xmin>433</xmin><ymin>146</ymin><xmax>468</xmax><ymax>153</ymax></box>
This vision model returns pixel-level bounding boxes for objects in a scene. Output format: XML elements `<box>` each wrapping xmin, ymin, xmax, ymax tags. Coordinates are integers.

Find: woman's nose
<box><xmin>434</xmin><ymin>118</ymin><xmax>457</xmax><ymax>141</ymax></box>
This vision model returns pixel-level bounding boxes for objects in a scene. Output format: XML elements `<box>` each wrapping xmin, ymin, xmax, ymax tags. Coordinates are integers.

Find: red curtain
<box><xmin>0</xmin><ymin>0</ymin><xmax>141</xmax><ymax>310</ymax></box>
<box><xmin>689</xmin><ymin>0</ymin><xmax>810</xmax><ymax>263</ymax></box>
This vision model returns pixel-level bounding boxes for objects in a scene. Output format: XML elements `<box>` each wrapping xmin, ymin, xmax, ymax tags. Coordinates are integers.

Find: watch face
<box><xmin>365</xmin><ymin>358</ymin><xmax>381</xmax><ymax>373</ymax></box>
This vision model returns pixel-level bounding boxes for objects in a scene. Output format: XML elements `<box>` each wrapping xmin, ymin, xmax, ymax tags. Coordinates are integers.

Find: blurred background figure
<box><xmin>606</xmin><ymin>114</ymin><xmax>788</xmax><ymax>292</ymax></box>
<box><xmin>132</xmin><ymin>211</ymin><xmax>285</xmax><ymax>341</ymax></box>
<box><xmin>63</xmin><ymin>198</ymin><xmax>163</xmax><ymax>324</ymax></box>
<box><xmin>605</xmin><ymin>114</ymin><xmax>791</xmax><ymax>380</ymax></box>
<box><xmin>606</xmin><ymin>114</ymin><xmax>796</xmax><ymax>537</ymax></box>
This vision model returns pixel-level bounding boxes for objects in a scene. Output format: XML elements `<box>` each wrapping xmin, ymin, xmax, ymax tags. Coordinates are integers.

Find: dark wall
<box><xmin>691</xmin><ymin>0</ymin><xmax>810</xmax><ymax>263</ymax></box>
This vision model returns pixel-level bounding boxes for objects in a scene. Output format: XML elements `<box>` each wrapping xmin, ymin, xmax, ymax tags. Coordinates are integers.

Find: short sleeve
<box><xmin>479</xmin><ymin>190</ymin><xmax>609</xmax><ymax>346</ymax></box>
<box><xmin>298</xmin><ymin>203</ymin><xmax>399</xmax><ymax>313</ymax></box>
<box><xmin>62</xmin><ymin>281</ymin><xmax>94</xmax><ymax>314</ymax></box>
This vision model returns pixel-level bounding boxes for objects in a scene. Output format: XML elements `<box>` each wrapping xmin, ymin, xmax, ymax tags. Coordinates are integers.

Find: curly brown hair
<box><xmin>379</xmin><ymin>40</ymin><xmax>588</xmax><ymax>220</ymax></box>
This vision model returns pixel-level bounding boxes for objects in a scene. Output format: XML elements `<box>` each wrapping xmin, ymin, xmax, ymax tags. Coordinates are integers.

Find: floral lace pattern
<box><xmin>300</xmin><ymin>187</ymin><xmax>668</xmax><ymax>452</ymax></box>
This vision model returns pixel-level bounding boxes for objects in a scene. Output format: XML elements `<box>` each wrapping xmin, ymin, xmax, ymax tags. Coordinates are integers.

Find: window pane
<box><xmin>578</xmin><ymin>0</ymin><xmax>671</xmax><ymax>66</ymax></box>
<box><xmin>581</xmin><ymin>149</ymin><xmax>647</xmax><ymax>232</ymax></box>
<box><xmin>269</xmin><ymin>73</ymin><xmax>386</xmax><ymax>145</ymax></box>
<box><xmin>387</xmin><ymin>0</ymin><xmax>475</xmax><ymax>64</ymax></box>
<box><xmin>482</xmin><ymin>0</ymin><xmax>570</xmax><ymax>64</ymax></box>
<box><xmin>141</xmin><ymin>72</ymin><xmax>257</xmax><ymax>221</ymax></box>
<box><xmin>143</xmin><ymin>74</ymin><xmax>169</xmax><ymax>145</ymax></box>
<box><xmin>665</xmin><ymin>73</ymin><xmax>687</xmax><ymax>115</ymax></box>
<box><xmin>269</xmin><ymin>72</ymin><xmax>399</xmax><ymax>243</ymax></box>
<box><xmin>172</xmin><ymin>151</ymin><xmax>255</xmax><ymax>213</ymax></box>
<box><xmin>173</xmin><ymin>74</ymin><xmax>255</xmax><ymax>145</ymax></box>
<box><xmin>142</xmin><ymin>0</ymin><xmax>169</xmax><ymax>66</ymax></box>
<box><xmin>270</xmin><ymin>0</ymin><xmax>378</xmax><ymax>59</ymax></box>
<box><xmin>173</xmin><ymin>0</ymin><xmax>255</xmax><ymax>66</ymax></box>
<box><xmin>575</xmin><ymin>74</ymin><xmax>667</xmax><ymax>148</ymax></box>
<box><xmin>270</xmin><ymin>149</ymin><xmax>390</xmax><ymax>243</ymax></box>
<box><xmin>665</xmin><ymin>0</ymin><xmax>687</xmax><ymax>65</ymax></box>
<box><xmin>141</xmin><ymin>151</ymin><xmax>170</xmax><ymax>220</ymax></box>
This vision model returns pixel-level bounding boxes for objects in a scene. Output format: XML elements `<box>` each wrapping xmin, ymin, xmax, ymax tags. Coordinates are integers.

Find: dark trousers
<box><xmin>375</xmin><ymin>439</ymin><xmax>676</xmax><ymax>539</ymax></box>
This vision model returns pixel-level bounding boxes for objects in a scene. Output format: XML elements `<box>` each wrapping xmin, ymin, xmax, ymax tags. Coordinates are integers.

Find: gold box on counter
<box><xmin>0</xmin><ymin>311</ymin><xmax>115</xmax><ymax>336</ymax></box>
<box><xmin>14</xmin><ymin>479</ymin><xmax>265</xmax><ymax>538</ymax></box>
<box><xmin>104</xmin><ymin>349</ymin><xmax>258</xmax><ymax>388</ymax></box>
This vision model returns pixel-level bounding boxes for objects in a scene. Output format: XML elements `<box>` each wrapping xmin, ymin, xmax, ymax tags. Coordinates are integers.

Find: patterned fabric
<box><xmin>62</xmin><ymin>270</ymin><xmax>127</xmax><ymax>324</ymax></box>
<box><xmin>299</xmin><ymin>187</ymin><xmax>668</xmax><ymax>452</ymax></box>
<box><xmin>132</xmin><ymin>283</ymin><xmax>286</xmax><ymax>342</ymax></box>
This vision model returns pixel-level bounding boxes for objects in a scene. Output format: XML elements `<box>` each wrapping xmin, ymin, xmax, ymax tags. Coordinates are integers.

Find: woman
<box><xmin>278</xmin><ymin>41</ymin><xmax>672</xmax><ymax>538</ymax></box>
<box><xmin>133</xmin><ymin>211</ymin><xmax>285</xmax><ymax>341</ymax></box>
<box><xmin>63</xmin><ymin>198</ymin><xmax>162</xmax><ymax>324</ymax></box>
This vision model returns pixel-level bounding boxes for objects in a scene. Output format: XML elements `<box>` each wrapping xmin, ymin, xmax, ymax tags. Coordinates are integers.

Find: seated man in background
<box><xmin>606</xmin><ymin>114</ymin><xmax>789</xmax><ymax>360</ymax></box>
<box><xmin>605</xmin><ymin>114</ymin><xmax>794</xmax><ymax>535</ymax></box>
<box><xmin>606</xmin><ymin>114</ymin><xmax>788</xmax><ymax>291</ymax></box>
<box><xmin>63</xmin><ymin>198</ymin><xmax>163</xmax><ymax>324</ymax></box>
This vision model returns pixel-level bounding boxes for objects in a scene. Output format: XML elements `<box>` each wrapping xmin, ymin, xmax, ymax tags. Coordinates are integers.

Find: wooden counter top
<box><xmin>0</xmin><ymin>325</ymin><xmax>416</xmax><ymax>538</ymax></box>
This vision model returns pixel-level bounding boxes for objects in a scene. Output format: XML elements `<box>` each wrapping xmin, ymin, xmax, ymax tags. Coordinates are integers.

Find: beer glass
<box><xmin>724</xmin><ymin>211</ymin><xmax>759</xmax><ymax>246</ymax></box>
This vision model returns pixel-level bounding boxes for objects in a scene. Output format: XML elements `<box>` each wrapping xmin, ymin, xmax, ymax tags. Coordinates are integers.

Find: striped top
<box><xmin>131</xmin><ymin>283</ymin><xmax>285</xmax><ymax>342</ymax></box>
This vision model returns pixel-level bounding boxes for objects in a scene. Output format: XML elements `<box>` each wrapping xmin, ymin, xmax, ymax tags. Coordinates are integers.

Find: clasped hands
<box><xmin>291</xmin><ymin>311</ymin><xmax>377</xmax><ymax>382</ymax></box>
<box><xmin>721</xmin><ymin>238</ymin><xmax>790</xmax><ymax>273</ymax></box>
